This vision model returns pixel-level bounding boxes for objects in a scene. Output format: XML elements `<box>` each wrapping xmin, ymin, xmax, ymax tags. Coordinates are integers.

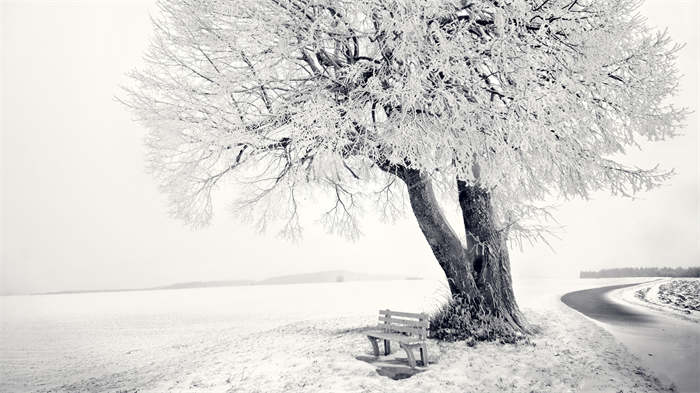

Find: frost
<box><xmin>122</xmin><ymin>0</ymin><xmax>687</xmax><ymax>239</ymax></box>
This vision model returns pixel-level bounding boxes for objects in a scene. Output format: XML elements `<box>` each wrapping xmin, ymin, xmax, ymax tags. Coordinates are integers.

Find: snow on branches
<box><xmin>123</xmin><ymin>0</ymin><xmax>686</xmax><ymax>239</ymax></box>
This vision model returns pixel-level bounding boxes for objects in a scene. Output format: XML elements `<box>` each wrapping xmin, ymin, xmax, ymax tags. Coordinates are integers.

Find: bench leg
<box><xmin>399</xmin><ymin>343</ymin><xmax>417</xmax><ymax>368</ymax></box>
<box><xmin>419</xmin><ymin>344</ymin><xmax>428</xmax><ymax>366</ymax></box>
<box><xmin>384</xmin><ymin>339</ymin><xmax>391</xmax><ymax>355</ymax></box>
<box><xmin>367</xmin><ymin>336</ymin><xmax>380</xmax><ymax>356</ymax></box>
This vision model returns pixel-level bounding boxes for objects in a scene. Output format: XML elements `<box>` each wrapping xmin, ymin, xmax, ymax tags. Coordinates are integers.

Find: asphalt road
<box><xmin>560</xmin><ymin>283</ymin><xmax>653</xmax><ymax>325</ymax></box>
<box><xmin>561</xmin><ymin>282</ymin><xmax>700</xmax><ymax>393</ymax></box>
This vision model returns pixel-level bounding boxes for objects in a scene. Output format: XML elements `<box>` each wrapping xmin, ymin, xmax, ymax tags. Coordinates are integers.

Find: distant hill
<box><xmin>580</xmin><ymin>266</ymin><xmax>700</xmax><ymax>279</ymax></box>
<box><xmin>27</xmin><ymin>270</ymin><xmax>419</xmax><ymax>296</ymax></box>
<box><xmin>257</xmin><ymin>270</ymin><xmax>405</xmax><ymax>285</ymax></box>
<box><xmin>156</xmin><ymin>280</ymin><xmax>255</xmax><ymax>290</ymax></box>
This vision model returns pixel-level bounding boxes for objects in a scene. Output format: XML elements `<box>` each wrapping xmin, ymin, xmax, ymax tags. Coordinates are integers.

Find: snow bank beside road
<box><xmin>613</xmin><ymin>278</ymin><xmax>700</xmax><ymax>323</ymax></box>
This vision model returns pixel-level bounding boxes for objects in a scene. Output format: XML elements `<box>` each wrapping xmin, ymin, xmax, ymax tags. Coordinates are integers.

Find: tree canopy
<box><xmin>124</xmin><ymin>0</ymin><xmax>686</xmax><ymax>240</ymax></box>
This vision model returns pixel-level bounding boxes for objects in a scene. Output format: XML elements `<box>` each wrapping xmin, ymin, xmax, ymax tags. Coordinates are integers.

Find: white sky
<box><xmin>1</xmin><ymin>0</ymin><xmax>698</xmax><ymax>294</ymax></box>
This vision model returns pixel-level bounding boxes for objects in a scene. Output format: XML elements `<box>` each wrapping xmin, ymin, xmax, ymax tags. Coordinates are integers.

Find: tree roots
<box><xmin>428</xmin><ymin>295</ymin><xmax>532</xmax><ymax>344</ymax></box>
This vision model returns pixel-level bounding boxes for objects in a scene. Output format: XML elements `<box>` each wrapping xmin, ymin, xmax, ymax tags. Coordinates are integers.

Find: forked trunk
<box><xmin>456</xmin><ymin>179</ymin><xmax>525</xmax><ymax>332</ymax></box>
<box><xmin>396</xmin><ymin>168</ymin><xmax>527</xmax><ymax>338</ymax></box>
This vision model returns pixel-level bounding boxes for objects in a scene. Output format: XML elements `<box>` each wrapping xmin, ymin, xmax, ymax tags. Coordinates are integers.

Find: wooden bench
<box><xmin>366</xmin><ymin>309</ymin><xmax>429</xmax><ymax>368</ymax></box>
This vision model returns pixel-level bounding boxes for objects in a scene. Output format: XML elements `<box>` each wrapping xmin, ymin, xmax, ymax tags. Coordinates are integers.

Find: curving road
<box><xmin>561</xmin><ymin>283</ymin><xmax>700</xmax><ymax>393</ymax></box>
<box><xmin>561</xmin><ymin>283</ymin><xmax>653</xmax><ymax>325</ymax></box>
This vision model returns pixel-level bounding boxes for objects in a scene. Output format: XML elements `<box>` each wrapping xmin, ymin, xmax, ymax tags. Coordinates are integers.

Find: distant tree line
<box><xmin>581</xmin><ymin>267</ymin><xmax>700</xmax><ymax>278</ymax></box>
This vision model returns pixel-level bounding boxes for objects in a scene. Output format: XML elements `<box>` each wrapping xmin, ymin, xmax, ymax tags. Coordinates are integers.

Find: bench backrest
<box><xmin>378</xmin><ymin>309</ymin><xmax>429</xmax><ymax>340</ymax></box>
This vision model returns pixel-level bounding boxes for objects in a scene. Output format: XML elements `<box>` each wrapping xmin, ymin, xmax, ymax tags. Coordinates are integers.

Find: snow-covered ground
<box><xmin>0</xmin><ymin>278</ymin><xmax>674</xmax><ymax>392</ymax></box>
<box><xmin>614</xmin><ymin>278</ymin><xmax>700</xmax><ymax>323</ymax></box>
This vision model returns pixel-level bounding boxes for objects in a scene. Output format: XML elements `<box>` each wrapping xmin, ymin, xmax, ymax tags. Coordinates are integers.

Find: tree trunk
<box><xmin>397</xmin><ymin>168</ymin><xmax>527</xmax><ymax>337</ymax></box>
<box><xmin>456</xmin><ymin>179</ymin><xmax>526</xmax><ymax>332</ymax></box>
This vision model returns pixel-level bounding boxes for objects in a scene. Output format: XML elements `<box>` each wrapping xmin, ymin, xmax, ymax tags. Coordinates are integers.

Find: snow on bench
<box><xmin>366</xmin><ymin>309</ymin><xmax>429</xmax><ymax>368</ymax></box>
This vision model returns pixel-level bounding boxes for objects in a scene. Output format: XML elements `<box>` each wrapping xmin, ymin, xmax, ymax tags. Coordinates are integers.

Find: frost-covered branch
<box><xmin>123</xmin><ymin>0</ymin><xmax>688</xmax><ymax>238</ymax></box>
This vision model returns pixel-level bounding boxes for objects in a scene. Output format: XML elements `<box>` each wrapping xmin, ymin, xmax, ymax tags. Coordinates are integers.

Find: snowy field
<box><xmin>0</xmin><ymin>277</ymin><xmax>673</xmax><ymax>392</ymax></box>
<box><xmin>615</xmin><ymin>278</ymin><xmax>700</xmax><ymax>323</ymax></box>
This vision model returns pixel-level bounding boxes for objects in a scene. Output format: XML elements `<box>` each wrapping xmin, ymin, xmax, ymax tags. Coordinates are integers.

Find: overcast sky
<box><xmin>1</xmin><ymin>0</ymin><xmax>698</xmax><ymax>294</ymax></box>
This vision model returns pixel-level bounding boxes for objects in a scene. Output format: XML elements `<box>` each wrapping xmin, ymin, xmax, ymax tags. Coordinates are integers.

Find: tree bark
<box><xmin>394</xmin><ymin>167</ymin><xmax>527</xmax><ymax>335</ymax></box>
<box><xmin>456</xmin><ymin>179</ymin><xmax>526</xmax><ymax>331</ymax></box>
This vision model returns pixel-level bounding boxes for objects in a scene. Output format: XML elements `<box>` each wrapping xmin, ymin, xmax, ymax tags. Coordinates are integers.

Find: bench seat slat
<box><xmin>379</xmin><ymin>316</ymin><xmax>430</xmax><ymax>328</ymax></box>
<box><xmin>380</xmin><ymin>324</ymin><xmax>426</xmax><ymax>337</ymax></box>
<box><xmin>367</xmin><ymin>331</ymin><xmax>424</xmax><ymax>345</ymax></box>
<box><xmin>379</xmin><ymin>310</ymin><xmax>428</xmax><ymax>319</ymax></box>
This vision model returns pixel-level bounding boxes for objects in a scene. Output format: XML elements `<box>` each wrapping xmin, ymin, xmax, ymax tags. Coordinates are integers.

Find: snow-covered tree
<box><xmin>124</xmin><ymin>0</ymin><xmax>686</xmax><ymax>338</ymax></box>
